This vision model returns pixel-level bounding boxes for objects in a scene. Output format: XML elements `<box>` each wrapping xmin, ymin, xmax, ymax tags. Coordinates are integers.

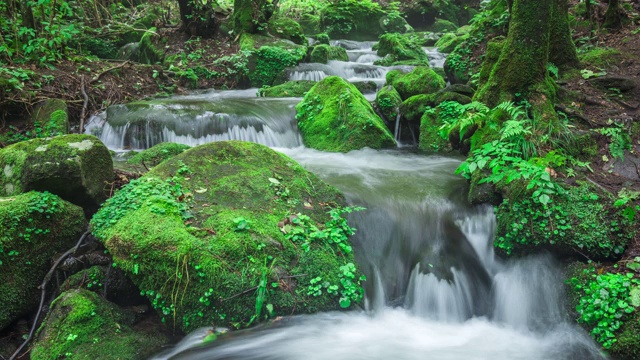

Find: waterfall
<box><xmin>151</xmin><ymin>148</ymin><xmax>604</xmax><ymax>360</ymax></box>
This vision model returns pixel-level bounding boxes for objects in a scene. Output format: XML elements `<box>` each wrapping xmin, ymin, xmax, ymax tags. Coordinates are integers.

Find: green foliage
<box><xmin>614</xmin><ymin>188</ymin><xmax>640</xmax><ymax>223</ymax></box>
<box><xmin>596</xmin><ymin>121</ymin><xmax>632</xmax><ymax>161</ymax></box>
<box><xmin>127</xmin><ymin>143</ymin><xmax>191</xmax><ymax>169</ymax></box>
<box><xmin>571</xmin><ymin>267</ymin><xmax>639</xmax><ymax>349</ymax></box>
<box><xmin>252</xmin><ymin>45</ymin><xmax>306</xmax><ymax>86</ymax></box>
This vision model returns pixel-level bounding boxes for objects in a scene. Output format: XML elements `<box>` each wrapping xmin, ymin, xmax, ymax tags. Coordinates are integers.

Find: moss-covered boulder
<box><xmin>402</xmin><ymin>31</ymin><xmax>442</xmax><ymax>47</ymax></box>
<box><xmin>380</xmin><ymin>13</ymin><xmax>414</xmax><ymax>34</ymax></box>
<box><xmin>127</xmin><ymin>142</ymin><xmax>190</xmax><ymax>169</ymax></box>
<box><xmin>400</xmin><ymin>94</ymin><xmax>430</xmax><ymax>124</ymax></box>
<box><xmin>351</xmin><ymin>81</ymin><xmax>377</xmax><ymax>95</ymax></box>
<box><xmin>309</xmin><ymin>44</ymin><xmax>348</xmax><ymax>64</ymax></box>
<box><xmin>0</xmin><ymin>192</ymin><xmax>86</xmax><ymax>331</ymax></box>
<box><xmin>314</xmin><ymin>33</ymin><xmax>330</xmax><ymax>45</ymax></box>
<box><xmin>320</xmin><ymin>0</ymin><xmax>386</xmax><ymax>40</ymax></box>
<box><xmin>375</xmin><ymin>85</ymin><xmax>402</xmax><ymax>122</ymax></box>
<box><xmin>428</xmin><ymin>19</ymin><xmax>458</xmax><ymax>33</ymax></box>
<box><xmin>239</xmin><ymin>33</ymin><xmax>307</xmax><ymax>87</ymax></box>
<box><xmin>268</xmin><ymin>18</ymin><xmax>307</xmax><ymax>45</ymax></box>
<box><xmin>390</xmin><ymin>66</ymin><xmax>446</xmax><ymax>100</ymax></box>
<box><xmin>0</xmin><ymin>135</ymin><xmax>113</xmax><ymax>214</ymax></box>
<box><xmin>91</xmin><ymin>141</ymin><xmax>366</xmax><ymax>332</ymax></box>
<box><xmin>32</xmin><ymin>99</ymin><xmax>70</xmax><ymax>136</ymax></box>
<box><xmin>300</xmin><ymin>14</ymin><xmax>321</xmax><ymax>35</ymax></box>
<box><xmin>296</xmin><ymin>76</ymin><xmax>395</xmax><ymax>152</ymax></box>
<box><xmin>375</xmin><ymin>33</ymin><xmax>429</xmax><ymax>65</ymax></box>
<box><xmin>435</xmin><ymin>32</ymin><xmax>469</xmax><ymax>53</ymax></box>
<box><xmin>31</xmin><ymin>289</ymin><xmax>168</xmax><ymax>360</ymax></box>
<box><xmin>258</xmin><ymin>80</ymin><xmax>316</xmax><ymax>97</ymax></box>
<box><xmin>495</xmin><ymin>182</ymin><xmax>633</xmax><ymax>259</ymax></box>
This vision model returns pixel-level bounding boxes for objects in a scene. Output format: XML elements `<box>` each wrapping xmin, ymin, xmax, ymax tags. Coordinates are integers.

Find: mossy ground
<box><xmin>295</xmin><ymin>76</ymin><xmax>395</xmax><ymax>152</ymax></box>
<box><xmin>0</xmin><ymin>192</ymin><xmax>86</xmax><ymax>330</ymax></box>
<box><xmin>91</xmin><ymin>141</ymin><xmax>364</xmax><ymax>332</ymax></box>
<box><xmin>31</xmin><ymin>289</ymin><xmax>168</xmax><ymax>360</ymax></box>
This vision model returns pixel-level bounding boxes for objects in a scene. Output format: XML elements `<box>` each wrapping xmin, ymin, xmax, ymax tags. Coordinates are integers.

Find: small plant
<box><xmin>597</xmin><ymin>121</ymin><xmax>631</xmax><ymax>161</ymax></box>
<box><xmin>581</xmin><ymin>69</ymin><xmax>607</xmax><ymax>79</ymax></box>
<box><xmin>233</xmin><ymin>217</ymin><xmax>251</xmax><ymax>232</ymax></box>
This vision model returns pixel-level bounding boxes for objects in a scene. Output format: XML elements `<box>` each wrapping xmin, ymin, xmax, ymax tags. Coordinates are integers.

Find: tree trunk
<box><xmin>177</xmin><ymin>0</ymin><xmax>217</xmax><ymax>37</ymax></box>
<box><xmin>475</xmin><ymin>0</ymin><xmax>553</xmax><ymax>109</ymax></box>
<box><xmin>603</xmin><ymin>0</ymin><xmax>622</xmax><ymax>30</ymax></box>
<box><xmin>233</xmin><ymin>0</ymin><xmax>277</xmax><ymax>35</ymax></box>
<box><xmin>549</xmin><ymin>0</ymin><xmax>579</xmax><ymax>70</ymax></box>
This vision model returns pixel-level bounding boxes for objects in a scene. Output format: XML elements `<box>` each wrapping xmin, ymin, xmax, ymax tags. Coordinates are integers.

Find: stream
<box><xmin>85</xmin><ymin>41</ymin><xmax>605</xmax><ymax>360</ymax></box>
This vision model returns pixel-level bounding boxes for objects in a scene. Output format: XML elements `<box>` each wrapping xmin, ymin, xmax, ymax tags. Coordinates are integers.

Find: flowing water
<box><xmin>82</xmin><ymin>40</ymin><xmax>604</xmax><ymax>359</ymax></box>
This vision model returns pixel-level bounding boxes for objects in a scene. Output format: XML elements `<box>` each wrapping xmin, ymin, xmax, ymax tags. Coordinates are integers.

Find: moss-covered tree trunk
<box><xmin>177</xmin><ymin>0</ymin><xmax>217</xmax><ymax>37</ymax></box>
<box><xmin>603</xmin><ymin>0</ymin><xmax>622</xmax><ymax>30</ymax></box>
<box><xmin>233</xmin><ymin>0</ymin><xmax>278</xmax><ymax>35</ymax></box>
<box><xmin>475</xmin><ymin>0</ymin><xmax>552</xmax><ymax>108</ymax></box>
<box><xmin>549</xmin><ymin>0</ymin><xmax>579</xmax><ymax>70</ymax></box>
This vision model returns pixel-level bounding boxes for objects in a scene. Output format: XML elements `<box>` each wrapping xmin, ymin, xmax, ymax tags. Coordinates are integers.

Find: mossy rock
<box><xmin>320</xmin><ymin>0</ymin><xmax>386</xmax><ymax>40</ymax></box>
<box><xmin>0</xmin><ymin>135</ymin><xmax>113</xmax><ymax>215</ymax></box>
<box><xmin>91</xmin><ymin>141</ymin><xmax>365</xmax><ymax>332</ymax></box>
<box><xmin>80</xmin><ymin>37</ymin><xmax>119</xmax><ymax>59</ymax></box>
<box><xmin>435</xmin><ymin>32</ymin><xmax>469</xmax><ymax>53</ymax></box>
<box><xmin>579</xmin><ymin>48</ymin><xmax>622</xmax><ymax>68</ymax></box>
<box><xmin>258</xmin><ymin>80</ymin><xmax>317</xmax><ymax>97</ymax></box>
<box><xmin>376</xmin><ymin>33</ymin><xmax>429</xmax><ymax>65</ymax></box>
<box><xmin>418</xmin><ymin>107</ymin><xmax>454</xmax><ymax>153</ymax></box>
<box><xmin>32</xmin><ymin>99</ymin><xmax>70</xmax><ymax>136</ymax></box>
<box><xmin>390</xmin><ymin>66</ymin><xmax>446</xmax><ymax>100</ymax></box>
<box><xmin>309</xmin><ymin>45</ymin><xmax>348</xmax><ymax>64</ymax></box>
<box><xmin>375</xmin><ymin>85</ymin><xmax>402</xmax><ymax>122</ymax></box>
<box><xmin>296</xmin><ymin>76</ymin><xmax>395</xmax><ymax>152</ymax></box>
<box><xmin>127</xmin><ymin>142</ymin><xmax>191</xmax><ymax>169</ymax></box>
<box><xmin>0</xmin><ymin>192</ymin><xmax>86</xmax><ymax>331</ymax></box>
<box><xmin>268</xmin><ymin>18</ymin><xmax>307</xmax><ymax>45</ymax></box>
<box><xmin>609</xmin><ymin>311</ymin><xmax>640</xmax><ymax>360</ymax></box>
<box><xmin>31</xmin><ymin>289</ymin><xmax>168</xmax><ymax>360</ymax></box>
<box><xmin>400</xmin><ymin>94</ymin><xmax>430</xmax><ymax>124</ymax></box>
<box><xmin>428</xmin><ymin>19</ymin><xmax>458</xmax><ymax>33</ymax></box>
<box><xmin>379</xmin><ymin>14</ymin><xmax>414</xmax><ymax>34</ymax></box>
<box><xmin>455</xmin><ymin>25</ymin><xmax>473</xmax><ymax>36</ymax></box>
<box><xmin>402</xmin><ymin>31</ymin><xmax>441</xmax><ymax>47</ymax></box>
<box><xmin>239</xmin><ymin>33</ymin><xmax>307</xmax><ymax>87</ymax></box>
<box><xmin>314</xmin><ymin>33</ymin><xmax>330</xmax><ymax>45</ymax></box>
<box><xmin>495</xmin><ymin>182</ymin><xmax>634</xmax><ymax>259</ymax></box>
<box><xmin>138</xmin><ymin>27</ymin><xmax>163</xmax><ymax>65</ymax></box>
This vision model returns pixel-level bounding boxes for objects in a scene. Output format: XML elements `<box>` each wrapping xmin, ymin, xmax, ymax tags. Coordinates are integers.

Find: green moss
<box><xmin>565</xmin><ymin>133</ymin><xmax>598</xmax><ymax>161</ymax></box>
<box><xmin>609</xmin><ymin>311</ymin><xmax>640</xmax><ymax>360</ymax></box>
<box><xmin>268</xmin><ymin>18</ymin><xmax>306</xmax><ymax>45</ymax></box>
<box><xmin>310</xmin><ymin>45</ymin><xmax>348</xmax><ymax>64</ymax></box>
<box><xmin>80</xmin><ymin>38</ymin><xmax>119</xmax><ymax>59</ymax></box>
<box><xmin>495</xmin><ymin>182</ymin><xmax>633</xmax><ymax>259</ymax></box>
<box><xmin>315</xmin><ymin>33</ymin><xmax>330</xmax><ymax>45</ymax></box>
<box><xmin>375</xmin><ymin>85</ymin><xmax>402</xmax><ymax>122</ymax></box>
<box><xmin>579</xmin><ymin>48</ymin><xmax>623</xmax><ymax>68</ymax></box>
<box><xmin>0</xmin><ymin>134</ymin><xmax>113</xmax><ymax>213</ymax></box>
<box><xmin>138</xmin><ymin>27</ymin><xmax>163</xmax><ymax>65</ymax></box>
<box><xmin>233</xmin><ymin>0</ymin><xmax>275</xmax><ymax>35</ymax></box>
<box><xmin>385</xmin><ymin>70</ymin><xmax>403</xmax><ymax>85</ymax></box>
<box><xmin>351</xmin><ymin>81</ymin><xmax>377</xmax><ymax>95</ymax></box>
<box><xmin>380</xmin><ymin>13</ymin><xmax>413</xmax><ymax>34</ymax></box>
<box><xmin>401</xmin><ymin>94</ymin><xmax>430</xmax><ymax>124</ymax></box>
<box><xmin>435</xmin><ymin>33</ymin><xmax>469</xmax><ymax>53</ymax></box>
<box><xmin>31</xmin><ymin>289</ymin><xmax>167</xmax><ymax>360</ymax></box>
<box><xmin>428</xmin><ymin>19</ymin><xmax>458</xmax><ymax>33</ymax></box>
<box><xmin>375</xmin><ymin>33</ymin><xmax>429</xmax><ymax>65</ymax></box>
<box><xmin>296</xmin><ymin>76</ymin><xmax>395</xmax><ymax>152</ymax></box>
<box><xmin>32</xmin><ymin>99</ymin><xmax>70</xmax><ymax>136</ymax></box>
<box><xmin>0</xmin><ymin>192</ymin><xmax>86</xmax><ymax>330</ymax></box>
<box><xmin>240</xmin><ymin>33</ymin><xmax>307</xmax><ymax>87</ymax></box>
<box><xmin>300</xmin><ymin>14</ymin><xmax>321</xmax><ymax>35</ymax></box>
<box><xmin>391</xmin><ymin>67</ymin><xmax>446</xmax><ymax>100</ymax></box>
<box><xmin>127</xmin><ymin>143</ymin><xmax>191</xmax><ymax>169</ymax></box>
<box><xmin>91</xmin><ymin>141</ymin><xmax>365</xmax><ymax>332</ymax></box>
<box><xmin>320</xmin><ymin>0</ymin><xmax>386</xmax><ymax>40</ymax></box>
<box><xmin>258</xmin><ymin>80</ymin><xmax>317</xmax><ymax>97</ymax></box>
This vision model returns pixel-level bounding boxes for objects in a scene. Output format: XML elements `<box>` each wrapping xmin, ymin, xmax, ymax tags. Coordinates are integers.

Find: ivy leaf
<box><xmin>539</xmin><ymin>194</ymin><xmax>550</xmax><ymax>206</ymax></box>
<box><xmin>630</xmin><ymin>286</ymin><xmax>640</xmax><ymax>307</ymax></box>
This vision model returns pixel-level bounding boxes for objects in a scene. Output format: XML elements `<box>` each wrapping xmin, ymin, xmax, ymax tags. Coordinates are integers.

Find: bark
<box><xmin>603</xmin><ymin>0</ymin><xmax>622</xmax><ymax>30</ymax></box>
<box><xmin>233</xmin><ymin>0</ymin><xmax>278</xmax><ymax>35</ymax></box>
<box><xmin>549</xmin><ymin>0</ymin><xmax>580</xmax><ymax>70</ymax></box>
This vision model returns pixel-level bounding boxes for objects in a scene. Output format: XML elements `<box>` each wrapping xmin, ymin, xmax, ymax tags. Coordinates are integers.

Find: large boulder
<box><xmin>31</xmin><ymin>289</ymin><xmax>168</xmax><ymax>360</ymax></box>
<box><xmin>268</xmin><ymin>18</ymin><xmax>307</xmax><ymax>45</ymax></box>
<box><xmin>309</xmin><ymin>45</ymin><xmax>348</xmax><ymax>64</ymax></box>
<box><xmin>375</xmin><ymin>33</ymin><xmax>429</xmax><ymax>66</ymax></box>
<box><xmin>91</xmin><ymin>141</ymin><xmax>366</xmax><ymax>332</ymax></box>
<box><xmin>296</xmin><ymin>76</ymin><xmax>396</xmax><ymax>152</ymax></box>
<box><xmin>389</xmin><ymin>66</ymin><xmax>446</xmax><ymax>100</ymax></box>
<box><xmin>0</xmin><ymin>135</ymin><xmax>113</xmax><ymax>215</ymax></box>
<box><xmin>0</xmin><ymin>192</ymin><xmax>86</xmax><ymax>331</ymax></box>
<box><xmin>375</xmin><ymin>85</ymin><xmax>402</xmax><ymax>122</ymax></box>
<box><xmin>320</xmin><ymin>0</ymin><xmax>386</xmax><ymax>40</ymax></box>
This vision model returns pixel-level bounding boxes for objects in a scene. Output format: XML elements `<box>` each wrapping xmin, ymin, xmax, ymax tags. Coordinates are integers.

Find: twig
<box><xmin>9</xmin><ymin>228</ymin><xmax>91</xmax><ymax>360</ymax></box>
<box><xmin>221</xmin><ymin>286</ymin><xmax>259</xmax><ymax>302</ymax></box>
<box><xmin>80</xmin><ymin>75</ymin><xmax>89</xmax><ymax>134</ymax></box>
<box><xmin>90</xmin><ymin>61</ymin><xmax>130</xmax><ymax>84</ymax></box>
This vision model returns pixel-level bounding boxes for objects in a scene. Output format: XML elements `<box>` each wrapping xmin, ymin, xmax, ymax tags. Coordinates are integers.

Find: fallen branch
<box><xmin>9</xmin><ymin>227</ymin><xmax>91</xmax><ymax>360</ymax></box>
<box><xmin>80</xmin><ymin>75</ymin><xmax>89</xmax><ymax>134</ymax></box>
<box><xmin>91</xmin><ymin>61</ymin><xmax>130</xmax><ymax>84</ymax></box>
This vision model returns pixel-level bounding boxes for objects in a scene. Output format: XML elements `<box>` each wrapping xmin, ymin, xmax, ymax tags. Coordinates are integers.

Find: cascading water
<box><xmin>151</xmin><ymin>149</ymin><xmax>604</xmax><ymax>360</ymax></box>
